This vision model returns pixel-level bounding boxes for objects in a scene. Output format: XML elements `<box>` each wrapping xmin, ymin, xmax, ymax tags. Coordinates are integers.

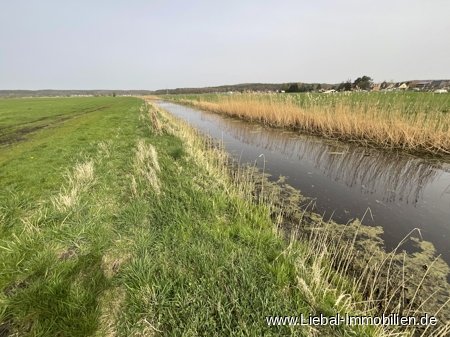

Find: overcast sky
<box><xmin>1</xmin><ymin>0</ymin><xmax>449</xmax><ymax>90</ymax></box>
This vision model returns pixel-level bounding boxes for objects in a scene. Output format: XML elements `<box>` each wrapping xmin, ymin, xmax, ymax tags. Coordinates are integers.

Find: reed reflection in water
<box><xmin>157</xmin><ymin>101</ymin><xmax>450</xmax><ymax>263</ymax></box>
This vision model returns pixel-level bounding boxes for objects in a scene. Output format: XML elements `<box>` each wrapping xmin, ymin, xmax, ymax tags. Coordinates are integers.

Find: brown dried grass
<box><xmin>176</xmin><ymin>94</ymin><xmax>450</xmax><ymax>156</ymax></box>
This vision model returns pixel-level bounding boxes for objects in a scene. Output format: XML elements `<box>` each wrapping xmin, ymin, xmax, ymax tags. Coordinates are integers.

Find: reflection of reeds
<box><xmin>231</xmin><ymin>151</ymin><xmax>450</xmax><ymax>334</ymax></box>
<box><xmin>214</xmin><ymin>118</ymin><xmax>440</xmax><ymax>206</ymax></box>
<box><xmin>170</xmin><ymin>93</ymin><xmax>450</xmax><ymax>156</ymax></box>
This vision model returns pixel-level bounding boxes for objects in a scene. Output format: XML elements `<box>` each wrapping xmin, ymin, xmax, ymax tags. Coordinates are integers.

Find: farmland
<box><xmin>166</xmin><ymin>92</ymin><xmax>450</xmax><ymax>157</ymax></box>
<box><xmin>0</xmin><ymin>97</ymin><xmax>449</xmax><ymax>336</ymax></box>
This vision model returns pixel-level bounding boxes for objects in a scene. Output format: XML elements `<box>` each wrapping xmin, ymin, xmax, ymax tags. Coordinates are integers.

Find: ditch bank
<box><xmin>154</xmin><ymin>99</ymin><xmax>450</xmax><ymax>329</ymax></box>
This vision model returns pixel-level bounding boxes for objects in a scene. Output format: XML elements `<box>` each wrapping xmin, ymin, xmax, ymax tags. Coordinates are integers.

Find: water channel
<box><xmin>157</xmin><ymin>101</ymin><xmax>450</xmax><ymax>267</ymax></box>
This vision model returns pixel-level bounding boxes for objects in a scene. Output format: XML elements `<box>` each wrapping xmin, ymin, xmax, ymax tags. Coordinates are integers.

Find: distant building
<box><xmin>433</xmin><ymin>80</ymin><xmax>450</xmax><ymax>89</ymax></box>
<box><xmin>372</xmin><ymin>83</ymin><xmax>381</xmax><ymax>92</ymax></box>
<box><xmin>382</xmin><ymin>83</ymin><xmax>396</xmax><ymax>91</ymax></box>
<box><xmin>409</xmin><ymin>80</ymin><xmax>432</xmax><ymax>91</ymax></box>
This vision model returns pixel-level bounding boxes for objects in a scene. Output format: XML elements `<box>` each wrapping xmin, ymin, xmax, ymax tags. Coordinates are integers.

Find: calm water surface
<box><xmin>157</xmin><ymin>101</ymin><xmax>450</xmax><ymax>264</ymax></box>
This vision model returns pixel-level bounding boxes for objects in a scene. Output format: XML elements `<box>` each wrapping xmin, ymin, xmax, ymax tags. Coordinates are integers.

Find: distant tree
<box><xmin>286</xmin><ymin>83</ymin><xmax>300</xmax><ymax>93</ymax></box>
<box><xmin>281</xmin><ymin>83</ymin><xmax>290</xmax><ymax>92</ymax></box>
<box><xmin>316</xmin><ymin>83</ymin><xmax>322</xmax><ymax>91</ymax></box>
<box><xmin>298</xmin><ymin>84</ymin><xmax>314</xmax><ymax>92</ymax></box>
<box><xmin>353</xmin><ymin>76</ymin><xmax>373</xmax><ymax>90</ymax></box>
<box><xmin>338</xmin><ymin>80</ymin><xmax>352</xmax><ymax>91</ymax></box>
<box><xmin>112</xmin><ymin>92</ymin><xmax>116</xmax><ymax>97</ymax></box>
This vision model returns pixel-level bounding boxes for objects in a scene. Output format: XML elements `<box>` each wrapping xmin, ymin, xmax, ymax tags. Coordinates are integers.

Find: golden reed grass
<box><xmin>174</xmin><ymin>94</ymin><xmax>450</xmax><ymax>156</ymax></box>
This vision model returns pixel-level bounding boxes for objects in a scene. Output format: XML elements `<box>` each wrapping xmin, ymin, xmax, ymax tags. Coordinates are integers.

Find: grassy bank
<box><xmin>165</xmin><ymin>92</ymin><xmax>450</xmax><ymax>156</ymax></box>
<box><xmin>0</xmin><ymin>97</ymin><xmax>448</xmax><ymax>336</ymax></box>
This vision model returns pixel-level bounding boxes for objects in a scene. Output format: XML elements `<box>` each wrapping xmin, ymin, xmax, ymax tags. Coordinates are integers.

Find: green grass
<box><xmin>0</xmin><ymin>96</ymin><xmax>431</xmax><ymax>336</ymax></box>
<box><xmin>0</xmin><ymin>97</ymin><xmax>142</xmax><ymax>336</ymax></box>
<box><xmin>0</xmin><ymin>97</ymin><xmax>131</xmax><ymax>197</ymax></box>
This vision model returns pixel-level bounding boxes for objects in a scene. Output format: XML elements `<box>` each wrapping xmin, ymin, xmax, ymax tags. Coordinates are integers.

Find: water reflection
<box><xmin>225</xmin><ymin>124</ymin><xmax>446</xmax><ymax>207</ymax></box>
<box><xmin>157</xmin><ymin>101</ymin><xmax>450</xmax><ymax>263</ymax></box>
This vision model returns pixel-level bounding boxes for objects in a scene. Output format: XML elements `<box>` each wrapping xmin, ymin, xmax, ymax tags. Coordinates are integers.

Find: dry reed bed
<box><xmin>175</xmin><ymin>94</ymin><xmax>450</xmax><ymax>156</ymax></box>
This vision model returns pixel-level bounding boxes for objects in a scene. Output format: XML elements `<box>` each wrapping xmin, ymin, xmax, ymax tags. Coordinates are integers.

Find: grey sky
<box><xmin>1</xmin><ymin>0</ymin><xmax>449</xmax><ymax>90</ymax></box>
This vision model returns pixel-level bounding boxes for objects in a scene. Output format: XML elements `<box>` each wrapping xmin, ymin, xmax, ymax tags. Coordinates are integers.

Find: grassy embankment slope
<box><xmin>0</xmin><ymin>97</ymin><xmax>446</xmax><ymax>336</ymax></box>
<box><xmin>166</xmin><ymin>92</ymin><xmax>450</xmax><ymax>156</ymax></box>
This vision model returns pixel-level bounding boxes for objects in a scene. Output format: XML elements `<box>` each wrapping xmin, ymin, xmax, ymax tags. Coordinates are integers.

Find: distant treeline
<box><xmin>0</xmin><ymin>90</ymin><xmax>153</xmax><ymax>98</ymax></box>
<box><xmin>1</xmin><ymin>78</ymin><xmax>448</xmax><ymax>97</ymax></box>
<box><xmin>153</xmin><ymin>83</ymin><xmax>335</xmax><ymax>94</ymax></box>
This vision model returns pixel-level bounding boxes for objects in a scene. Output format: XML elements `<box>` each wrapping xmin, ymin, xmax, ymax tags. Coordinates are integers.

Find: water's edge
<box><xmin>157</xmin><ymin>101</ymin><xmax>450</xmax><ymax>267</ymax></box>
